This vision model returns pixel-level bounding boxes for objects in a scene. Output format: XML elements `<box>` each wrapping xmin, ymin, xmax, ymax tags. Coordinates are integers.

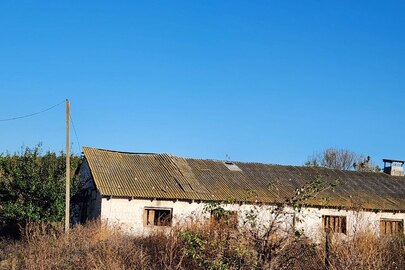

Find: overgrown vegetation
<box><xmin>0</xmin><ymin>219</ymin><xmax>403</xmax><ymax>270</ymax></box>
<box><xmin>0</xmin><ymin>145</ymin><xmax>81</xmax><ymax>237</ymax></box>
<box><xmin>324</xmin><ymin>232</ymin><xmax>405</xmax><ymax>270</ymax></box>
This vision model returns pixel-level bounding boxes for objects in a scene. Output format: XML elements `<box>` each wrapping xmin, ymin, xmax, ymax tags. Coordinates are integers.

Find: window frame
<box><xmin>143</xmin><ymin>207</ymin><xmax>173</xmax><ymax>227</ymax></box>
<box><xmin>380</xmin><ymin>219</ymin><xmax>404</xmax><ymax>235</ymax></box>
<box><xmin>322</xmin><ymin>215</ymin><xmax>347</xmax><ymax>234</ymax></box>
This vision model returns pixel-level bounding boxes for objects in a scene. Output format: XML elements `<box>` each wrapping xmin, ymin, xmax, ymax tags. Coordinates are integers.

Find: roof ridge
<box><xmin>82</xmin><ymin>146</ymin><xmax>158</xmax><ymax>155</ymax></box>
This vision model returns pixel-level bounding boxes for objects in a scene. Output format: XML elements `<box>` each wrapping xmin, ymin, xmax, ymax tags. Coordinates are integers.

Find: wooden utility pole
<box><xmin>65</xmin><ymin>99</ymin><xmax>70</xmax><ymax>232</ymax></box>
<box><xmin>325</xmin><ymin>229</ymin><xmax>331</xmax><ymax>270</ymax></box>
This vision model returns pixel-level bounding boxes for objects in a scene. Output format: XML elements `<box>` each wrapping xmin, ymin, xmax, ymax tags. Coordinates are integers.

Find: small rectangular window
<box><xmin>380</xmin><ymin>219</ymin><xmax>404</xmax><ymax>235</ymax></box>
<box><xmin>322</xmin><ymin>215</ymin><xmax>347</xmax><ymax>234</ymax></box>
<box><xmin>144</xmin><ymin>208</ymin><xmax>172</xmax><ymax>227</ymax></box>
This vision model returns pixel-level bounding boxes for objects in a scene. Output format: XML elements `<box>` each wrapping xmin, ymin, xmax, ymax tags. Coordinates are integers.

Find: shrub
<box><xmin>0</xmin><ymin>219</ymin><xmax>404</xmax><ymax>269</ymax></box>
<box><xmin>0</xmin><ymin>145</ymin><xmax>81</xmax><ymax>238</ymax></box>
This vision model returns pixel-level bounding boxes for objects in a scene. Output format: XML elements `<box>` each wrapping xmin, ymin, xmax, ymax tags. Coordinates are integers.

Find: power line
<box><xmin>1</xmin><ymin>99</ymin><xmax>82</xmax><ymax>153</ymax></box>
<box><xmin>69</xmin><ymin>114</ymin><xmax>82</xmax><ymax>153</ymax></box>
<box><xmin>0</xmin><ymin>100</ymin><xmax>65</xmax><ymax>122</ymax></box>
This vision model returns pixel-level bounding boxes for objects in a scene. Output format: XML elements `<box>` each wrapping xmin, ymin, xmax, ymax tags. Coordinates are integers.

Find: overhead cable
<box><xmin>69</xmin><ymin>114</ymin><xmax>82</xmax><ymax>152</ymax></box>
<box><xmin>0</xmin><ymin>100</ymin><xmax>65</xmax><ymax>122</ymax></box>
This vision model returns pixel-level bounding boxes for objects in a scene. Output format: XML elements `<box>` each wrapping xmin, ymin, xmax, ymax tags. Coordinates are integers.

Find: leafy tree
<box><xmin>0</xmin><ymin>145</ymin><xmax>81</xmax><ymax>227</ymax></box>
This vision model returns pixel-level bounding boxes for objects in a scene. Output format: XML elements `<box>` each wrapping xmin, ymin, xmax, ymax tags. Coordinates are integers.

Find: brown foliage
<box><xmin>0</xmin><ymin>220</ymin><xmax>404</xmax><ymax>270</ymax></box>
<box><xmin>306</xmin><ymin>148</ymin><xmax>357</xmax><ymax>170</ymax></box>
<box><xmin>324</xmin><ymin>232</ymin><xmax>405</xmax><ymax>270</ymax></box>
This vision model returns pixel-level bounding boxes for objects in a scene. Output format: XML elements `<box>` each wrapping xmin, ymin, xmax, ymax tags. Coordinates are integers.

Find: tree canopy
<box><xmin>305</xmin><ymin>147</ymin><xmax>380</xmax><ymax>172</ymax></box>
<box><xmin>0</xmin><ymin>145</ymin><xmax>81</xmax><ymax>225</ymax></box>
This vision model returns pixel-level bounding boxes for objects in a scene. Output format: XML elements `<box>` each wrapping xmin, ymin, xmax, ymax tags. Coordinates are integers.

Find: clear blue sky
<box><xmin>0</xmin><ymin>1</ymin><xmax>404</xmax><ymax>166</ymax></box>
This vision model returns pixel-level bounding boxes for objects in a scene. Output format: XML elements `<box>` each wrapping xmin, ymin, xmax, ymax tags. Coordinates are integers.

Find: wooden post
<box><xmin>65</xmin><ymin>99</ymin><xmax>70</xmax><ymax>232</ymax></box>
<box><xmin>325</xmin><ymin>229</ymin><xmax>331</xmax><ymax>270</ymax></box>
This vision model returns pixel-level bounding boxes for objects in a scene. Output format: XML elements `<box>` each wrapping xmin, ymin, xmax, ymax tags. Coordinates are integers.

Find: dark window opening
<box><xmin>144</xmin><ymin>208</ymin><xmax>172</xmax><ymax>227</ymax></box>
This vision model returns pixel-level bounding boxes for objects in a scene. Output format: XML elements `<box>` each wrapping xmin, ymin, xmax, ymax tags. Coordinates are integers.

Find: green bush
<box><xmin>0</xmin><ymin>145</ymin><xmax>81</xmax><ymax>236</ymax></box>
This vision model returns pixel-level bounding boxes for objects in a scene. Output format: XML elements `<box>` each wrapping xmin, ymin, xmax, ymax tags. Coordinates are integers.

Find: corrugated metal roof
<box><xmin>82</xmin><ymin>147</ymin><xmax>405</xmax><ymax>211</ymax></box>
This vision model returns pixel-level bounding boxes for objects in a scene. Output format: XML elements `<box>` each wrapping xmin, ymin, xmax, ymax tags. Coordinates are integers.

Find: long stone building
<box><xmin>77</xmin><ymin>146</ymin><xmax>405</xmax><ymax>240</ymax></box>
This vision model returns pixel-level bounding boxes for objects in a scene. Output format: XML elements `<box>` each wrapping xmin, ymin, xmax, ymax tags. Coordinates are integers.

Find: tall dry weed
<box><xmin>0</xmin><ymin>219</ymin><xmax>404</xmax><ymax>270</ymax></box>
<box><xmin>324</xmin><ymin>231</ymin><xmax>405</xmax><ymax>270</ymax></box>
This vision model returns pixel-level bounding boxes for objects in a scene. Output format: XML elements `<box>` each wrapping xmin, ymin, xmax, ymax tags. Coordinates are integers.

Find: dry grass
<box><xmin>0</xmin><ymin>220</ymin><xmax>404</xmax><ymax>270</ymax></box>
<box><xmin>324</xmin><ymin>231</ymin><xmax>405</xmax><ymax>270</ymax></box>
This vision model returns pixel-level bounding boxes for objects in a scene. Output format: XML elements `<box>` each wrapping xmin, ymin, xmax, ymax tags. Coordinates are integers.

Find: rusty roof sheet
<box><xmin>82</xmin><ymin>147</ymin><xmax>405</xmax><ymax>211</ymax></box>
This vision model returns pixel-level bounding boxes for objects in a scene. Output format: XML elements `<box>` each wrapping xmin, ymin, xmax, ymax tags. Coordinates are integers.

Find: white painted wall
<box><xmin>100</xmin><ymin>197</ymin><xmax>405</xmax><ymax>241</ymax></box>
<box><xmin>101</xmin><ymin>198</ymin><xmax>208</xmax><ymax>235</ymax></box>
<box><xmin>296</xmin><ymin>207</ymin><xmax>405</xmax><ymax>241</ymax></box>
